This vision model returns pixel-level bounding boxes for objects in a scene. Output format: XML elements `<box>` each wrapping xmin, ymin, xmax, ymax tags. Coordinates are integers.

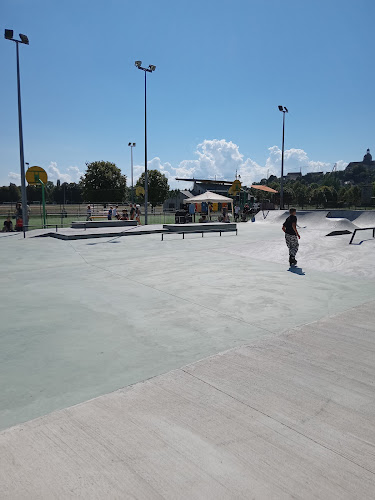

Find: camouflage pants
<box><xmin>285</xmin><ymin>233</ymin><xmax>299</xmax><ymax>258</ymax></box>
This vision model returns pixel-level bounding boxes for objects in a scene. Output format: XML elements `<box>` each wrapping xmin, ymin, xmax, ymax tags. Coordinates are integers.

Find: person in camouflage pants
<box><xmin>282</xmin><ymin>208</ymin><xmax>300</xmax><ymax>265</ymax></box>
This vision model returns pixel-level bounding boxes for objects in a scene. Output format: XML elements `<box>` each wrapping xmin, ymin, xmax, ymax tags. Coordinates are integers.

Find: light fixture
<box><xmin>19</xmin><ymin>34</ymin><xmax>29</xmax><ymax>45</ymax></box>
<box><xmin>135</xmin><ymin>60</ymin><xmax>142</xmax><ymax>67</ymax></box>
<box><xmin>4</xmin><ymin>29</ymin><xmax>13</xmax><ymax>39</ymax></box>
<box><xmin>149</xmin><ymin>65</ymin><xmax>156</xmax><ymax>71</ymax></box>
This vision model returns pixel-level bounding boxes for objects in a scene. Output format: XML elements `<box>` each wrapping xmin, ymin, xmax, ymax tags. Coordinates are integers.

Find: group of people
<box><xmin>1</xmin><ymin>202</ymin><xmax>28</xmax><ymax>232</ymax></box>
<box><xmin>86</xmin><ymin>204</ymin><xmax>142</xmax><ymax>224</ymax></box>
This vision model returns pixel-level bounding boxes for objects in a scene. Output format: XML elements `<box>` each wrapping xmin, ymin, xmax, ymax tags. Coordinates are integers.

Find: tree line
<box><xmin>255</xmin><ymin>165</ymin><xmax>375</xmax><ymax>208</ymax></box>
<box><xmin>0</xmin><ymin>161</ymin><xmax>171</xmax><ymax>207</ymax></box>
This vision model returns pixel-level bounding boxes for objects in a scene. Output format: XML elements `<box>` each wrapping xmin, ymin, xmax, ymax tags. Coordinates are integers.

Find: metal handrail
<box><xmin>161</xmin><ymin>228</ymin><xmax>237</xmax><ymax>241</ymax></box>
<box><xmin>349</xmin><ymin>227</ymin><xmax>375</xmax><ymax>244</ymax></box>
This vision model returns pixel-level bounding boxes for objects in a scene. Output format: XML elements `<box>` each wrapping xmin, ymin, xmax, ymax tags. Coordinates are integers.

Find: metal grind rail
<box><xmin>161</xmin><ymin>228</ymin><xmax>238</xmax><ymax>241</ymax></box>
<box><xmin>349</xmin><ymin>227</ymin><xmax>375</xmax><ymax>244</ymax></box>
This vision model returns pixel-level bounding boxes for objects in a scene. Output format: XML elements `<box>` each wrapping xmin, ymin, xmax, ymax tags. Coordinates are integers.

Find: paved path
<box><xmin>1</xmin><ymin>301</ymin><xmax>374</xmax><ymax>499</ymax></box>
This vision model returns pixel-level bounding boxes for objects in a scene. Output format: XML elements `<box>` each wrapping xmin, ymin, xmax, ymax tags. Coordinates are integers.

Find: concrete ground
<box><xmin>1</xmin><ymin>214</ymin><xmax>375</xmax><ymax>498</ymax></box>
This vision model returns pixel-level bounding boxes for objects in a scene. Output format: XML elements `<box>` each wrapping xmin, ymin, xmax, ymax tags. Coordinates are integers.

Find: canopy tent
<box><xmin>183</xmin><ymin>191</ymin><xmax>234</xmax><ymax>217</ymax></box>
<box><xmin>183</xmin><ymin>191</ymin><xmax>234</xmax><ymax>203</ymax></box>
<box><xmin>250</xmin><ymin>185</ymin><xmax>278</xmax><ymax>194</ymax></box>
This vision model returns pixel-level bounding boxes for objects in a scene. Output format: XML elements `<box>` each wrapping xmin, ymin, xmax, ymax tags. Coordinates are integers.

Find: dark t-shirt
<box><xmin>283</xmin><ymin>215</ymin><xmax>297</xmax><ymax>235</ymax></box>
<box><xmin>4</xmin><ymin>220</ymin><xmax>12</xmax><ymax>230</ymax></box>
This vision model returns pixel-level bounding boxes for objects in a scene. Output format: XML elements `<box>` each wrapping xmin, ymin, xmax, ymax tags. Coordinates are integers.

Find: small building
<box><xmin>175</xmin><ymin>178</ymin><xmax>233</xmax><ymax>196</ymax></box>
<box><xmin>163</xmin><ymin>190</ymin><xmax>194</xmax><ymax>211</ymax></box>
<box><xmin>285</xmin><ymin>172</ymin><xmax>302</xmax><ymax>181</ymax></box>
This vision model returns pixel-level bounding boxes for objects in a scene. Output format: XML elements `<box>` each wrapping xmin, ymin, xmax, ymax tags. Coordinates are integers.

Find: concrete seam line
<box><xmin>180</xmin><ymin>369</ymin><xmax>375</xmax><ymax>477</ymax></box>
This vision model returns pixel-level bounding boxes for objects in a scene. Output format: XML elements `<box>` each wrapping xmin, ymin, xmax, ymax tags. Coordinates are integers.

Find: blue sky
<box><xmin>1</xmin><ymin>0</ymin><xmax>374</xmax><ymax>188</ymax></box>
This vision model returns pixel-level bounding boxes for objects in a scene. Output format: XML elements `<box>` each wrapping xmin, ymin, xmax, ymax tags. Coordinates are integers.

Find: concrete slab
<box><xmin>1</xmin><ymin>223</ymin><xmax>375</xmax><ymax>432</ymax></box>
<box><xmin>1</xmin><ymin>302</ymin><xmax>374</xmax><ymax>499</ymax></box>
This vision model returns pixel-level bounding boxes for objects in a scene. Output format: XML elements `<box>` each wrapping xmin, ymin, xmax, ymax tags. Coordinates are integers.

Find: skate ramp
<box><xmin>351</xmin><ymin>211</ymin><xmax>375</xmax><ymax>228</ymax></box>
<box><xmin>327</xmin><ymin>218</ymin><xmax>359</xmax><ymax>232</ymax></box>
<box><xmin>252</xmin><ymin>210</ymin><xmax>288</xmax><ymax>223</ymax></box>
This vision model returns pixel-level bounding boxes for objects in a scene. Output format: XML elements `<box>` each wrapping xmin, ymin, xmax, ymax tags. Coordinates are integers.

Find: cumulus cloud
<box><xmin>133</xmin><ymin>139</ymin><xmax>347</xmax><ymax>189</ymax></box>
<box><xmin>46</xmin><ymin>162</ymin><xmax>83</xmax><ymax>183</ymax></box>
<box><xmin>8</xmin><ymin>172</ymin><xmax>21</xmax><ymax>182</ymax></box>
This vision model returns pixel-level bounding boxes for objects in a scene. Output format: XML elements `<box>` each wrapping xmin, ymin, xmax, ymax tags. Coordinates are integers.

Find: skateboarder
<box><xmin>282</xmin><ymin>208</ymin><xmax>300</xmax><ymax>266</ymax></box>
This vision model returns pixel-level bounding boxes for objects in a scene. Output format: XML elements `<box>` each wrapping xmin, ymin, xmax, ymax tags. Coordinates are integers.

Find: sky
<box><xmin>0</xmin><ymin>0</ymin><xmax>374</xmax><ymax>189</ymax></box>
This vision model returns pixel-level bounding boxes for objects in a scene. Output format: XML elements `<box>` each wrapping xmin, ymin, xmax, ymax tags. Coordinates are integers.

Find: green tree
<box><xmin>9</xmin><ymin>183</ymin><xmax>21</xmax><ymax>202</ymax></box>
<box><xmin>81</xmin><ymin>161</ymin><xmax>127</xmax><ymax>202</ymax></box>
<box><xmin>136</xmin><ymin>170</ymin><xmax>169</xmax><ymax>207</ymax></box>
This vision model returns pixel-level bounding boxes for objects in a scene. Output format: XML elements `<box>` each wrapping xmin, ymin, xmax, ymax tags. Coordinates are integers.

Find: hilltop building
<box><xmin>346</xmin><ymin>149</ymin><xmax>375</xmax><ymax>170</ymax></box>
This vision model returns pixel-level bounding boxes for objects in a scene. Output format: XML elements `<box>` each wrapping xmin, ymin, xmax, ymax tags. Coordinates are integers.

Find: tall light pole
<box><xmin>5</xmin><ymin>29</ymin><xmax>29</xmax><ymax>230</ymax></box>
<box><xmin>128</xmin><ymin>142</ymin><xmax>136</xmax><ymax>204</ymax></box>
<box><xmin>135</xmin><ymin>61</ymin><xmax>156</xmax><ymax>225</ymax></box>
<box><xmin>278</xmin><ymin>105</ymin><xmax>288</xmax><ymax>210</ymax></box>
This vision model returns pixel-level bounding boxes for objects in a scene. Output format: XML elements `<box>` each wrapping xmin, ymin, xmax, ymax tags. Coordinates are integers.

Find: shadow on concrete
<box><xmin>288</xmin><ymin>266</ymin><xmax>305</xmax><ymax>275</ymax></box>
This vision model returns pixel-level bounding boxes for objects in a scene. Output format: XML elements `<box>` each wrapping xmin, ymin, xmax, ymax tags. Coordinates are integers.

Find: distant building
<box><xmin>285</xmin><ymin>172</ymin><xmax>302</xmax><ymax>181</ymax></box>
<box><xmin>175</xmin><ymin>178</ymin><xmax>233</xmax><ymax>196</ymax></box>
<box><xmin>163</xmin><ymin>190</ymin><xmax>194</xmax><ymax>211</ymax></box>
<box><xmin>346</xmin><ymin>148</ymin><xmax>375</xmax><ymax>170</ymax></box>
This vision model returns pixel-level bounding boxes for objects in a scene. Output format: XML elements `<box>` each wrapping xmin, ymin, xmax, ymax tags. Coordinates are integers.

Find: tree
<box><xmin>80</xmin><ymin>161</ymin><xmax>127</xmax><ymax>202</ymax></box>
<box><xmin>9</xmin><ymin>183</ymin><xmax>21</xmax><ymax>202</ymax></box>
<box><xmin>136</xmin><ymin>170</ymin><xmax>169</xmax><ymax>207</ymax></box>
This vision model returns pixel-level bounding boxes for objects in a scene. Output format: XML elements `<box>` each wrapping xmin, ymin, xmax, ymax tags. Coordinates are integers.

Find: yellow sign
<box><xmin>228</xmin><ymin>179</ymin><xmax>241</xmax><ymax>195</ymax></box>
<box><xmin>136</xmin><ymin>186</ymin><xmax>145</xmax><ymax>196</ymax></box>
<box><xmin>26</xmin><ymin>166</ymin><xmax>48</xmax><ymax>185</ymax></box>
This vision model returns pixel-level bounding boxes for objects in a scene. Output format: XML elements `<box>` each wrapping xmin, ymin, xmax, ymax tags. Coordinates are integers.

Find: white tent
<box><xmin>183</xmin><ymin>191</ymin><xmax>234</xmax><ymax>217</ymax></box>
<box><xmin>183</xmin><ymin>191</ymin><xmax>233</xmax><ymax>204</ymax></box>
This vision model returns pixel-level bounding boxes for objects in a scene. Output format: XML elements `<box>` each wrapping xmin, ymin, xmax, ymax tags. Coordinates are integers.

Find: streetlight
<box><xmin>128</xmin><ymin>142</ymin><xmax>136</xmax><ymax>204</ymax></box>
<box><xmin>5</xmin><ymin>29</ymin><xmax>29</xmax><ymax>230</ymax></box>
<box><xmin>135</xmin><ymin>61</ymin><xmax>156</xmax><ymax>224</ymax></box>
<box><xmin>278</xmin><ymin>105</ymin><xmax>288</xmax><ymax>210</ymax></box>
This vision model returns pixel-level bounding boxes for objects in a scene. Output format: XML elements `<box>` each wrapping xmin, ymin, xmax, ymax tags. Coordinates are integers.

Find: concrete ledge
<box><xmin>71</xmin><ymin>220</ymin><xmax>137</xmax><ymax>229</ymax></box>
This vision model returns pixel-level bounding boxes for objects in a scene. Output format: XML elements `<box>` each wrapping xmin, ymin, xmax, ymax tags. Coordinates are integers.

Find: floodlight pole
<box><xmin>128</xmin><ymin>143</ymin><xmax>136</xmax><ymax>204</ymax></box>
<box><xmin>144</xmin><ymin>70</ymin><xmax>148</xmax><ymax>224</ymax></box>
<box><xmin>135</xmin><ymin>62</ymin><xmax>156</xmax><ymax>225</ymax></box>
<box><xmin>15</xmin><ymin>40</ymin><xmax>28</xmax><ymax>230</ymax></box>
<box><xmin>278</xmin><ymin>106</ymin><xmax>288</xmax><ymax>210</ymax></box>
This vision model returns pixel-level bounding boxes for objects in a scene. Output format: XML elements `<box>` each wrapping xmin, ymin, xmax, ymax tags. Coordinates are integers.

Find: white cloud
<box><xmin>46</xmin><ymin>162</ymin><xmax>83</xmax><ymax>183</ymax></box>
<box><xmin>133</xmin><ymin>139</ymin><xmax>348</xmax><ymax>189</ymax></box>
<box><xmin>8</xmin><ymin>172</ymin><xmax>21</xmax><ymax>182</ymax></box>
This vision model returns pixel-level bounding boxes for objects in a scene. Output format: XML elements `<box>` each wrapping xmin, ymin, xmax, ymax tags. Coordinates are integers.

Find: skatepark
<box><xmin>1</xmin><ymin>210</ymin><xmax>375</xmax><ymax>498</ymax></box>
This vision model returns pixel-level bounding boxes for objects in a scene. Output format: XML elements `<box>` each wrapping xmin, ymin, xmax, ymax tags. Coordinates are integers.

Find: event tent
<box><xmin>183</xmin><ymin>191</ymin><xmax>234</xmax><ymax>216</ymax></box>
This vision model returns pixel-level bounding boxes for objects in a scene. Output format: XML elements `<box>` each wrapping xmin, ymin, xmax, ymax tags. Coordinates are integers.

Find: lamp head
<box><xmin>133</xmin><ymin>143</ymin><xmax>136</xmax><ymax>146</ymax></box>
<box><xmin>278</xmin><ymin>105</ymin><xmax>283</xmax><ymax>112</ymax></box>
<box><xmin>149</xmin><ymin>65</ymin><xmax>156</xmax><ymax>71</ymax></box>
<box><xmin>19</xmin><ymin>33</ymin><xmax>29</xmax><ymax>45</ymax></box>
<box><xmin>128</xmin><ymin>143</ymin><xmax>131</xmax><ymax>146</ymax></box>
<box><xmin>4</xmin><ymin>29</ymin><xmax>13</xmax><ymax>40</ymax></box>
<box><xmin>284</xmin><ymin>107</ymin><xmax>288</xmax><ymax>113</ymax></box>
<box><xmin>135</xmin><ymin>60</ymin><xmax>142</xmax><ymax>68</ymax></box>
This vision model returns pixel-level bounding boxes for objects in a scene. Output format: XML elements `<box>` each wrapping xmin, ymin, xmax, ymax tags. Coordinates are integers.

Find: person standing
<box><xmin>188</xmin><ymin>202</ymin><xmax>195</xmax><ymax>222</ymax></box>
<box><xmin>108</xmin><ymin>206</ymin><xmax>113</xmax><ymax>220</ymax></box>
<box><xmin>86</xmin><ymin>205</ymin><xmax>92</xmax><ymax>221</ymax></box>
<box><xmin>112</xmin><ymin>205</ymin><xmax>118</xmax><ymax>219</ymax></box>
<box><xmin>135</xmin><ymin>204</ymin><xmax>141</xmax><ymax>225</ymax></box>
<box><xmin>129</xmin><ymin>204</ymin><xmax>135</xmax><ymax>220</ymax></box>
<box><xmin>282</xmin><ymin>208</ymin><xmax>300</xmax><ymax>266</ymax></box>
<box><xmin>234</xmin><ymin>203</ymin><xmax>240</xmax><ymax>222</ymax></box>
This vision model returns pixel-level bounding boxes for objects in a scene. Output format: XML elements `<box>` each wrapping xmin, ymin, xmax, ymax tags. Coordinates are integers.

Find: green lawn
<box><xmin>27</xmin><ymin>213</ymin><xmax>177</xmax><ymax>230</ymax></box>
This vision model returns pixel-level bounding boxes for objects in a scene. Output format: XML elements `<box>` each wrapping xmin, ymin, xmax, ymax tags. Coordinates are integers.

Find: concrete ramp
<box><xmin>351</xmin><ymin>211</ymin><xmax>375</xmax><ymax>228</ymax></box>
